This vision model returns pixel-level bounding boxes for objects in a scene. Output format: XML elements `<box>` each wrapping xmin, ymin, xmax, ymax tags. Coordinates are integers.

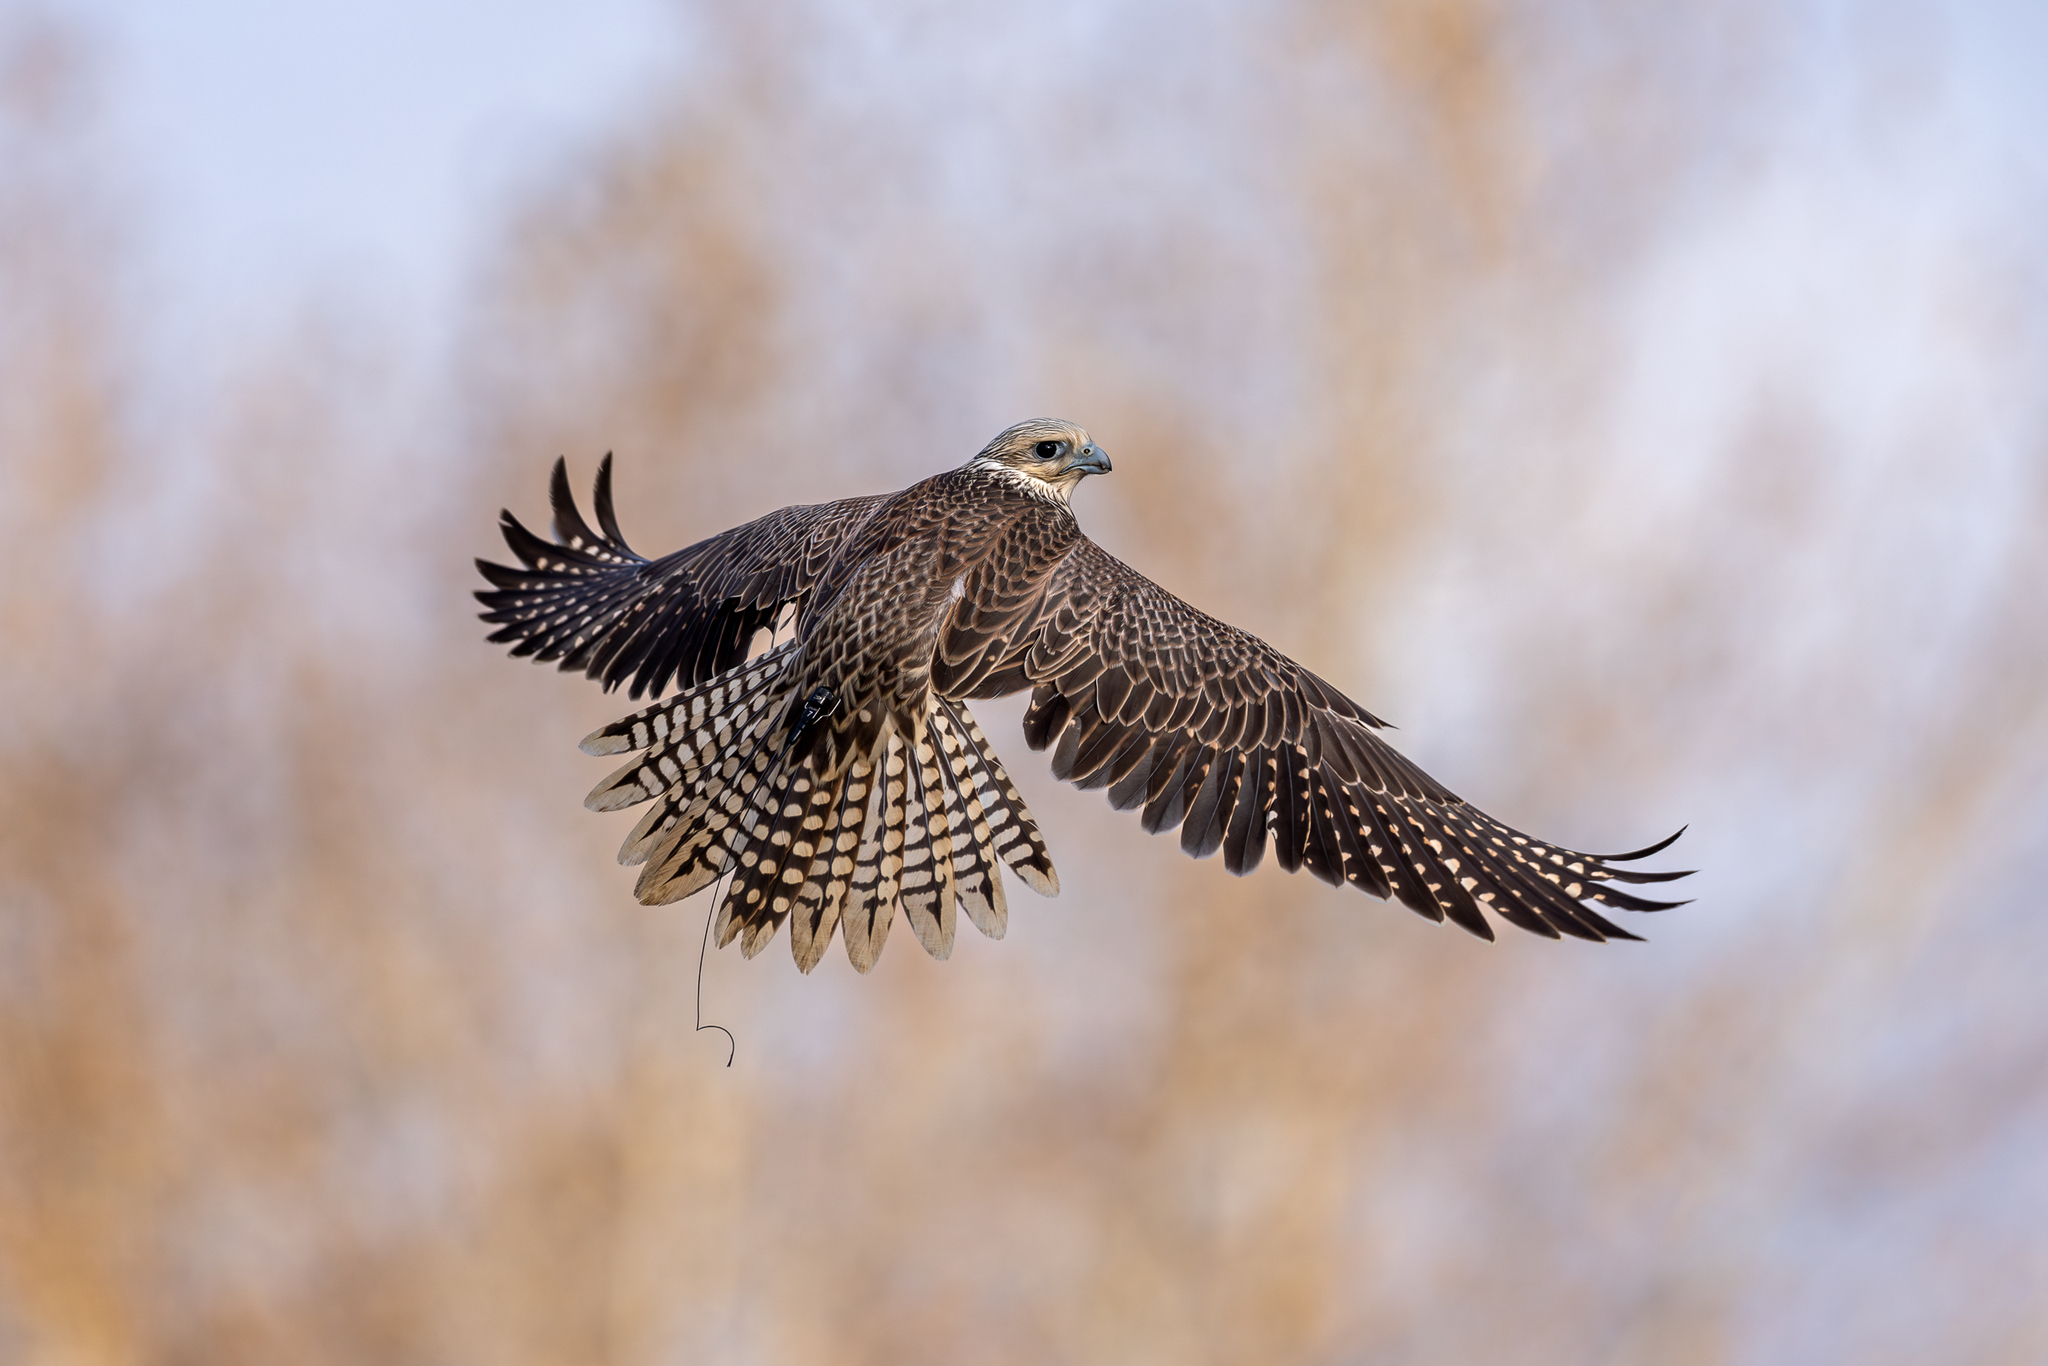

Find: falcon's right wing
<box><xmin>1005</xmin><ymin>537</ymin><xmax>1689</xmax><ymax>942</ymax></box>
<box><xmin>475</xmin><ymin>457</ymin><xmax>885</xmax><ymax>700</ymax></box>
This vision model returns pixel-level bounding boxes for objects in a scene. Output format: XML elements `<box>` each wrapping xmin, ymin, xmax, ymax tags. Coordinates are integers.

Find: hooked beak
<box><xmin>1068</xmin><ymin>443</ymin><xmax>1112</xmax><ymax>477</ymax></box>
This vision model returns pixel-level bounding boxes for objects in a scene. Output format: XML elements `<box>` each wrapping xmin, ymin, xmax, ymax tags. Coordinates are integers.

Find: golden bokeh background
<box><xmin>4</xmin><ymin>3</ymin><xmax>2045</xmax><ymax>1362</ymax></box>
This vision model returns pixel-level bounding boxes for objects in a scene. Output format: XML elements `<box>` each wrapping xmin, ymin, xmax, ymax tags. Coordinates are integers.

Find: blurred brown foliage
<box><xmin>4</xmin><ymin>2</ymin><xmax>2046</xmax><ymax>1363</ymax></box>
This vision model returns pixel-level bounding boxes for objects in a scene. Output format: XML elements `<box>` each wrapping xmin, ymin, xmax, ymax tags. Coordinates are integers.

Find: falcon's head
<box><xmin>968</xmin><ymin>419</ymin><xmax>1111</xmax><ymax>500</ymax></box>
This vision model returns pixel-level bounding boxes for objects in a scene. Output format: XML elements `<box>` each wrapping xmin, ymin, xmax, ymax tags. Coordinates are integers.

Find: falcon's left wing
<box><xmin>1005</xmin><ymin>538</ymin><xmax>1688</xmax><ymax>941</ymax></box>
<box><xmin>476</xmin><ymin>457</ymin><xmax>886</xmax><ymax>700</ymax></box>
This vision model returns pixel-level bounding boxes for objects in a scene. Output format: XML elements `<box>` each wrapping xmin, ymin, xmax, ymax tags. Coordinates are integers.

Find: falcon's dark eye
<box><xmin>1034</xmin><ymin>440</ymin><xmax>1062</xmax><ymax>459</ymax></box>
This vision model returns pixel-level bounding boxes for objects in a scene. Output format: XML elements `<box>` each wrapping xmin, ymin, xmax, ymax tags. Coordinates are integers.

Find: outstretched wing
<box><xmin>1008</xmin><ymin>538</ymin><xmax>1689</xmax><ymax>941</ymax></box>
<box><xmin>476</xmin><ymin>456</ymin><xmax>886</xmax><ymax>700</ymax></box>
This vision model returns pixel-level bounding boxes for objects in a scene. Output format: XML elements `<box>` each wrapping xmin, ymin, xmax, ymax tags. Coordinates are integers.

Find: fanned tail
<box><xmin>583</xmin><ymin>674</ymin><xmax>1060</xmax><ymax>973</ymax></box>
<box><xmin>837</xmin><ymin>701</ymin><xmax>1059</xmax><ymax>971</ymax></box>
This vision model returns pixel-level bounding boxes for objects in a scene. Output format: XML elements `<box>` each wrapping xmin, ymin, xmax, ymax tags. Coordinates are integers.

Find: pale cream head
<box><xmin>966</xmin><ymin>418</ymin><xmax>1112</xmax><ymax>500</ymax></box>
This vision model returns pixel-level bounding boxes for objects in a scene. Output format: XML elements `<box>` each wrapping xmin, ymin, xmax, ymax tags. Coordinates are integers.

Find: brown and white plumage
<box><xmin>476</xmin><ymin>419</ymin><xmax>1689</xmax><ymax>973</ymax></box>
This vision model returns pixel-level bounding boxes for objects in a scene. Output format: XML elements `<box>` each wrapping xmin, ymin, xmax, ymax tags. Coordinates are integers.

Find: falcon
<box><xmin>476</xmin><ymin>419</ymin><xmax>1688</xmax><ymax>973</ymax></box>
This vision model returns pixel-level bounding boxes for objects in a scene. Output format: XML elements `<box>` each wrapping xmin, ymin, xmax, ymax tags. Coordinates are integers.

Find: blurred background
<box><xmin>3</xmin><ymin>1</ymin><xmax>2045</xmax><ymax>1361</ymax></box>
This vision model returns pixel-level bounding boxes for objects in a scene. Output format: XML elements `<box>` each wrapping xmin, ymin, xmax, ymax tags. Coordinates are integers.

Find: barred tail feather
<box><xmin>582</xmin><ymin>644</ymin><xmax>797</xmax><ymax>882</ymax></box>
<box><xmin>787</xmin><ymin>755</ymin><xmax>872</xmax><ymax>973</ymax></box>
<box><xmin>629</xmin><ymin>713</ymin><xmax>778</xmax><ymax>908</ymax></box>
<box><xmin>577</xmin><ymin>649</ymin><xmax>797</xmax><ymax>908</ymax></box>
<box><xmin>579</xmin><ymin>643</ymin><xmax>795</xmax><ymax>759</ymax></box>
<box><xmin>842</xmin><ymin>733</ymin><xmax>907</xmax><ymax>973</ymax></box>
<box><xmin>836</xmin><ymin>763</ymin><xmax>885</xmax><ymax>972</ymax></box>
<box><xmin>728</xmin><ymin>759</ymin><xmax>825</xmax><ymax>959</ymax></box>
<box><xmin>637</xmin><ymin>741</ymin><xmax>752</xmax><ymax>909</ymax></box>
<box><xmin>928</xmin><ymin>704</ymin><xmax>1008</xmax><ymax>939</ymax></box>
<box><xmin>898</xmin><ymin>718</ymin><xmax>958</xmax><ymax>960</ymax></box>
<box><xmin>942</xmin><ymin>700</ymin><xmax>1059</xmax><ymax>897</ymax></box>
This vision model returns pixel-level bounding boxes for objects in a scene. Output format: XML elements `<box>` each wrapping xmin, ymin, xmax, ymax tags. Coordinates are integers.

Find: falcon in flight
<box><xmin>477</xmin><ymin>419</ymin><xmax>1688</xmax><ymax>973</ymax></box>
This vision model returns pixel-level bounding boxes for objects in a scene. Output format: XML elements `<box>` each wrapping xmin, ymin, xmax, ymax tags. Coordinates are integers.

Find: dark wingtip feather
<box><xmin>549</xmin><ymin>456</ymin><xmax>603</xmax><ymax>549</ymax></box>
<box><xmin>593</xmin><ymin>453</ymin><xmax>629</xmax><ymax>548</ymax></box>
<box><xmin>1591</xmin><ymin>888</ymin><xmax>1693</xmax><ymax>913</ymax></box>
<box><xmin>1452</xmin><ymin>906</ymin><xmax>1498</xmax><ymax>942</ymax></box>
<box><xmin>1599</xmin><ymin>865</ymin><xmax>1696</xmax><ymax>885</ymax></box>
<box><xmin>474</xmin><ymin>558</ymin><xmax>511</xmax><ymax>597</ymax></box>
<box><xmin>1493</xmin><ymin>903</ymin><xmax>1559</xmax><ymax>940</ymax></box>
<box><xmin>498</xmin><ymin>511</ymin><xmax>594</xmax><ymax>571</ymax></box>
<box><xmin>1598</xmin><ymin>825</ymin><xmax>1688</xmax><ymax>862</ymax></box>
<box><xmin>1572</xmin><ymin>905</ymin><xmax>1646</xmax><ymax>941</ymax></box>
<box><xmin>543</xmin><ymin>458</ymin><xmax>571</xmax><ymax>531</ymax></box>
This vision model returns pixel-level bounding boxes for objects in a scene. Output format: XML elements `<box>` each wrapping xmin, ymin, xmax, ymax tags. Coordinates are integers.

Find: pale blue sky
<box><xmin>32</xmin><ymin>0</ymin><xmax>2047</xmax><ymax>374</ymax></box>
<box><xmin>38</xmin><ymin>0</ymin><xmax>683</xmax><ymax>350</ymax></box>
